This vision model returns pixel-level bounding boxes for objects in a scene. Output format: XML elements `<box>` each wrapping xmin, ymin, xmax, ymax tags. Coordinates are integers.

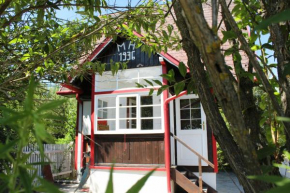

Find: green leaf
<box><xmin>0</xmin><ymin>139</ymin><xmax>19</xmax><ymax>158</ymax></box>
<box><xmin>149</xmin><ymin>89</ymin><xmax>154</xmax><ymax>96</ymax></box>
<box><xmin>144</xmin><ymin>79</ymin><xmax>153</xmax><ymax>86</ymax></box>
<box><xmin>174</xmin><ymin>81</ymin><xmax>185</xmax><ymax>96</ymax></box>
<box><xmin>255</xmin><ymin>9</ymin><xmax>290</xmax><ymax>30</ymax></box>
<box><xmin>262</xmin><ymin>43</ymin><xmax>274</xmax><ymax>50</ymax></box>
<box><xmin>178</xmin><ymin>62</ymin><xmax>187</xmax><ymax>78</ymax></box>
<box><xmin>19</xmin><ymin>166</ymin><xmax>33</xmax><ymax>193</ymax></box>
<box><xmin>160</xmin><ymin>69</ymin><xmax>175</xmax><ymax>83</ymax></box>
<box><xmin>126</xmin><ymin>168</ymin><xmax>156</xmax><ymax>193</ymax></box>
<box><xmin>36</xmin><ymin>100</ymin><xmax>65</xmax><ymax>113</ymax></box>
<box><xmin>222</xmin><ymin>31</ymin><xmax>237</xmax><ymax>42</ymax></box>
<box><xmin>267</xmin><ymin>184</ymin><xmax>290</xmax><ymax>193</ymax></box>
<box><xmin>282</xmin><ymin>63</ymin><xmax>290</xmax><ymax>77</ymax></box>
<box><xmin>37</xmin><ymin>9</ymin><xmax>45</xmax><ymax>23</ymax></box>
<box><xmin>152</xmin><ymin>79</ymin><xmax>162</xmax><ymax>86</ymax></box>
<box><xmin>135</xmin><ymin>83</ymin><xmax>144</xmax><ymax>88</ymax></box>
<box><xmin>257</xmin><ymin>145</ymin><xmax>276</xmax><ymax>160</ymax></box>
<box><xmin>248</xmin><ymin>175</ymin><xmax>290</xmax><ymax>186</ymax></box>
<box><xmin>105</xmin><ymin>164</ymin><xmax>114</xmax><ymax>193</ymax></box>
<box><xmin>187</xmin><ymin>79</ymin><xmax>195</xmax><ymax>94</ymax></box>
<box><xmin>277</xmin><ymin>116</ymin><xmax>290</xmax><ymax>122</ymax></box>
<box><xmin>35</xmin><ymin>178</ymin><xmax>63</xmax><ymax>193</ymax></box>
<box><xmin>157</xmin><ymin>85</ymin><xmax>169</xmax><ymax>96</ymax></box>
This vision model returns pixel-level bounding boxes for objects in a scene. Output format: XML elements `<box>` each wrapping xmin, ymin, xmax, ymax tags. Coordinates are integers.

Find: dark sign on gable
<box><xmin>95</xmin><ymin>39</ymin><xmax>160</xmax><ymax>69</ymax></box>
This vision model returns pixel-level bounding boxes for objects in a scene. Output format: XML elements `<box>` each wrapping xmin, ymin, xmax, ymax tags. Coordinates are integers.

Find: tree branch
<box><xmin>220</xmin><ymin>0</ymin><xmax>290</xmax><ymax>135</ymax></box>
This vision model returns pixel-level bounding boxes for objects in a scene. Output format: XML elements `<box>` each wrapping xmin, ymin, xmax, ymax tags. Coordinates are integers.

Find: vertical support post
<box><xmin>198</xmin><ymin>157</ymin><xmax>203</xmax><ymax>193</ymax></box>
<box><xmin>90</xmin><ymin>73</ymin><xmax>95</xmax><ymax>167</ymax></box>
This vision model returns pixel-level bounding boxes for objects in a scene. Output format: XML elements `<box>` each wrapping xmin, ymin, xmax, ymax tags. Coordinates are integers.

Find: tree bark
<box><xmin>262</xmin><ymin>0</ymin><xmax>290</xmax><ymax>150</ymax></box>
<box><xmin>173</xmin><ymin>1</ymin><xmax>272</xmax><ymax>192</ymax></box>
<box><xmin>220</xmin><ymin>0</ymin><xmax>290</xmax><ymax>151</ymax></box>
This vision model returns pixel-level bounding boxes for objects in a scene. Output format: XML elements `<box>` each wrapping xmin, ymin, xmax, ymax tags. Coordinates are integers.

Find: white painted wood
<box><xmin>94</xmin><ymin>92</ymin><xmax>164</xmax><ymax>134</ymax></box>
<box><xmin>23</xmin><ymin>144</ymin><xmax>73</xmax><ymax>178</ymax></box>
<box><xmin>89</xmin><ymin>169</ymin><xmax>167</xmax><ymax>193</ymax></box>
<box><xmin>95</xmin><ymin>66</ymin><xmax>162</xmax><ymax>92</ymax></box>
<box><xmin>175</xmin><ymin>95</ymin><xmax>208</xmax><ymax>166</ymax></box>
<box><xmin>82</xmin><ymin>101</ymin><xmax>91</xmax><ymax>135</ymax></box>
<box><xmin>169</xmin><ymin>100</ymin><xmax>175</xmax><ymax>165</ymax></box>
<box><xmin>77</xmin><ymin>103</ymin><xmax>83</xmax><ymax>181</ymax></box>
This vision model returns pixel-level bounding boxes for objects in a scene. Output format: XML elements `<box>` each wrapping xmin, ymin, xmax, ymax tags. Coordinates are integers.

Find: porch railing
<box><xmin>170</xmin><ymin>132</ymin><xmax>215</xmax><ymax>193</ymax></box>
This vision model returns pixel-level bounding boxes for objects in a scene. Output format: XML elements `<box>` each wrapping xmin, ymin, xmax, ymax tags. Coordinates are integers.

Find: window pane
<box><xmin>119</xmin><ymin>119</ymin><xmax>137</xmax><ymax>129</ymax></box>
<box><xmin>139</xmin><ymin>78</ymin><xmax>161</xmax><ymax>87</ymax></box>
<box><xmin>97</xmin><ymin>120</ymin><xmax>116</xmax><ymax>131</ymax></box>
<box><xmin>141</xmin><ymin>107</ymin><xmax>153</xmax><ymax>117</ymax></box>
<box><xmin>192</xmin><ymin>120</ymin><xmax>202</xmax><ymax>129</ymax></box>
<box><xmin>139</xmin><ymin>66</ymin><xmax>161</xmax><ymax>78</ymax></box>
<box><xmin>96</xmin><ymin>81</ymin><xmax>116</xmax><ymax>91</ymax></box>
<box><xmin>118</xmin><ymin>79</ymin><xmax>138</xmax><ymax>89</ymax></box>
<box><xmin>181</xmin><ymin>120</ymin><xmax>191</xmax><ymax>130</ymax></box>
<box><xmin>118</xmin><ymin>69</ymin><xmax>138</xmax><ymax>79</ymax></box>
<box><xmin>191</xmin><ymin>109</ymin><xmax>201</xmax><ymax>119</ymax></box>
<box><xmin>119</xmin><ymin>97</ymin><xmax>136</xmax><ymax>106</ymax></box>
<box><xmin>95</xmin><ymin>73</ymin><xmax>116</xmax><ymax>91</ymax></box>
<box><xmin>97</xmin><ymin>108</ymin><xmax>116</xmax><ymax>119</ymax></box>
<box><xmin>191</xmin><ymin>99</ymin><xmax>200</xmax><ymax>108</ymax></box>
<box><xmin>141</xmin><ymin>96</ymin><xmax>153</xmax><ymax>105</ymax></box>
<box><xmin>141</xmin><ymin>118</ymin><xmax>161</xmax><ymax>130</ymax></box>
<box><xmin>119</xmin><ymin>107</ymin><xmax>136</xmax><ymax>118</ymax></box>
<box><xmin>140</xmin><ymin>106</ymin><xmax>161</xmax><ymax>118</ymax></box>
<box><xmin>98</xmin><ymin>99</ymin><xmax>102</xmax><ymax>108</ymax></box>
<box><xmin>141</xmin><ymin>119</ymin><xmax>153</xmax><ymax>130</ymax></box>
<box><xmin>180</xmin><ymin>99</ymin><xmax>190</xmax><ymax>109</ymax></box>
<box><xmin>96</xmin><ymin>72</ymin><xmax>115</xmax><ymax>81</ymax></box>
<box><xmin>97</xmin><ymin>97</ymin><xmax>116</xmax><ymax>108</ymax></box>
<box><xmin>141</xmin><ymin>95</ymin><xmax>161</xmax><ymax>106</ymax></box>
<box><xmin>180</xmin><ymin>109</ymin><xmax>190</xmax><ymax>119</ymax></box>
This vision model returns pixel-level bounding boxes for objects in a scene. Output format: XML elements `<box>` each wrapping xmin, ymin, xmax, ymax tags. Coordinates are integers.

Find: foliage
<box><xmin>1</xmin><ymin>0</ymin><xmax>290</xmax><ymax>192</ymax></box>
<box><xmin>34</xmin><ymin>86</ymin><xmax>77</xmax><ymax>144</ymax></box>
<box><xmin>249</xmin><ymin>151</ymin><xmax>290</xmax><ymax>193</ymax></box>
<box><xmin>217</xmin><ymin>143</ymin><xmax>230</xmax><ymax>170</ymax></box>
<box><xmin>0</xmin><ymin>77</ymin><xmax>64</xmax><ymax>192</ymax></box>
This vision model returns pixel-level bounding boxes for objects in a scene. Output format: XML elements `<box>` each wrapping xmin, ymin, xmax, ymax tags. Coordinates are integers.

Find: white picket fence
<box><xmin>23</xmin><ymin>144</ymin><xmax>73</xmax><ymax>178</ymax></box>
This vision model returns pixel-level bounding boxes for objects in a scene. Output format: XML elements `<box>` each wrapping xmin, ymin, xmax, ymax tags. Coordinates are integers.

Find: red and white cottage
<box><xmin>57</xmin><ymin>9</ymin><xmax>221</xmax><ymax>193</ymax></box>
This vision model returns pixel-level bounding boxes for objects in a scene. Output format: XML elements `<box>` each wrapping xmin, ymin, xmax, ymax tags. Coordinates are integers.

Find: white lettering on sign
<box><xmin>117</xmin><ymin>43</ymin><xmax>126</xmax><ymax>52</ymax></box>
<box><xmin>117</xmin><ymin>41</ymin><xmax>136</xmax><ymax>61</ymax></box>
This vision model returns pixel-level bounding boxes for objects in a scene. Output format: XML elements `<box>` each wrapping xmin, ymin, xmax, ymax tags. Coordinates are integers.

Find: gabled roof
<box><xmin>81</xmin><ymin>30</ymin><xmax>184</xmax><ymax>68</ymax></box>
<box><xmin>56</xmin><ymin>83</ymin><xmax>83</xmax><ymax>96</ymax></box>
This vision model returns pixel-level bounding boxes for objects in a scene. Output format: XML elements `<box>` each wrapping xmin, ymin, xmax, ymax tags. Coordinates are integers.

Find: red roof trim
<box><xmin>82</xmin><ymin>37</ymin><xmax>112</xmax><ymax>64</ymax></box>
<box><xmin>56</xmin><ymin>83</ymin><xmax>83</xmax><ymax>96</ymax></box>
<box><xmin>61</xmin><ymin>83</ymin><xmax>83</xmax><ymax>94</ymax></box>
<box><xmin>56</xmin><ymin>90</ymin><xmax>78</xmax><ymax>95</ymax></box>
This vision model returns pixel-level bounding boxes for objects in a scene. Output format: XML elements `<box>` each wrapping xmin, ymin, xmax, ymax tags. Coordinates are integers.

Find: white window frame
<box><xmin>94</xmin><ymin>66</ymin><xmax>162</xmax><ymax>92</ymax></box>
<box><xmin>94</xmin><ymin>92</ymin><xmax>164</xmax><ymax>134</ymax></box>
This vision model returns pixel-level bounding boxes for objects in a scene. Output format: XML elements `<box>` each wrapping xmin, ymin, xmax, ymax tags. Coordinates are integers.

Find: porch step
<box><xmin>171</xmin><ymin>168</ymin><xmax>217</xmax><ymax>193</ymax></box>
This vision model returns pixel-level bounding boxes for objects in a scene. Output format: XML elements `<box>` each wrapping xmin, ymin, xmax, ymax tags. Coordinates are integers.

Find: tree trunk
<box><xmin>262</xmin><ymin>0</ymin><xmax>290</xmax><ymax>151</ymax></box>
<box><xmin>173</xmin><ymin>1</ymin><xmax>272</xmax><ymax>192</ymax></box>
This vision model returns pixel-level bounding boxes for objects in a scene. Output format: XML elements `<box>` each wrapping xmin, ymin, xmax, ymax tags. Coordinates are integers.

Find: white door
<box><xmin>176</xmin><ymin>95</ymin><xmax>208</xmax><ymax>166</ymax></box>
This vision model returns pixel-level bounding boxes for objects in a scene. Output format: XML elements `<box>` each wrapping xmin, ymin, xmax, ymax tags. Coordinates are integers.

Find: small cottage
<box><xmin>57</xmin><ymin>33</ymin><xmax>218</xmax><ymax>193</ymax></box>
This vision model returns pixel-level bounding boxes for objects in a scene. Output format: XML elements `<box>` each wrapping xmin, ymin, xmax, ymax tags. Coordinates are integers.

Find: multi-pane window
<box><xmin>179</xmin><ymin>98</ymin><xmax>202</xmax><ymax>130</ymax></box>
<box><xmin>95</xmin><ymin>93</ymin><xmax>162</xmax><ymax>133</ymax></box>
<box><xmin>95</xmin><ymin>66</ymin><xmax>162</xmax><ymax>92</ymax></box>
